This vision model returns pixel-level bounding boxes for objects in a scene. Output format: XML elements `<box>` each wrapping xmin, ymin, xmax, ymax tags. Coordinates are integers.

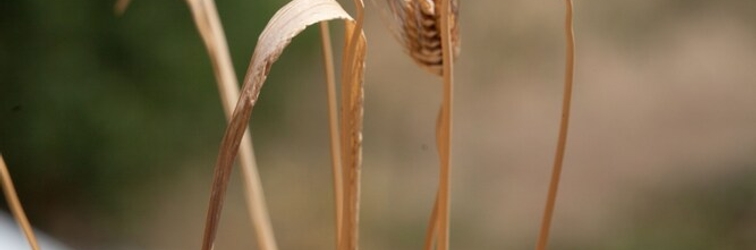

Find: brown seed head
<box><xmin>396</xmin><ymin>0</ymin><xmax>460</xmax><ymax>76</ymax></box>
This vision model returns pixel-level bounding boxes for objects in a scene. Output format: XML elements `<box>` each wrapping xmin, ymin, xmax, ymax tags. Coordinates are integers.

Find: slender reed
<box><xmin>435</xmin><ymin>0</ymin><xmax>455</xmax><ymax>249</ymax></box>
<box><xmin>337</xmin><ymin>2</ymin><xmax>366</xmax><ymax>248</ymax></box>
<box><xmin>319</xmin><ymin>21</ymin><xmax>345</xmax><ymax>245</ymax></box>
<box><xmin>375</xmin><ymin>0</ymin><xmax>460</xmax><ymax>248</ymax></box>
<box><xmin>535</xmin><ymin>0</ymin><xmax>575</xmax><ymax>249</ymax></box>
<box><xmin>423</xmin><ymin>191</ymin><xmax>439</xmax><ymax>250</ymax></box>
<box><xmin>0</xmin><ymin>154</ymin><xmax>40</xmax><ymax>250</ymax></box>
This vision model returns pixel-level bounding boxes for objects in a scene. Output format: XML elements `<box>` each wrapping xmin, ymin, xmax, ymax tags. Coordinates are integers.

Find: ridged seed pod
<box><xmin>385</xmin><ymin>0</ymin><xmax>461</xmax><ymax>76</ymax></box>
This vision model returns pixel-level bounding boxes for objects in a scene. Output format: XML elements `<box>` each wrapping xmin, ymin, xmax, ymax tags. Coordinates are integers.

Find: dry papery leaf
<box><xmin>201</xmin><ymin>0</ymin><xmax>366</xmax><ymax>249</ymax></box>
<box><xmin>183</xmin><ymin>0</ymin><xmax>279</xmax><ymax>249</ymax></box>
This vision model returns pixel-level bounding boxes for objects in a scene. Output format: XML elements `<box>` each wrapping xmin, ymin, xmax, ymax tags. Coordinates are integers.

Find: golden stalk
<box><xmin>0</xmin><ymin>154</ymin><xmax>40</xmax><ymax>250</ymax></box>
<box><xmin>535</xmin><ymin>0</ymin><xmax>576</xmax><ymax>249</ymax></box>
<box><xmin>184</xmin><ymin>0</ymin><xmax>278</xmax><ymax>249</ymax></box>
<box><xmin>423</xmin><ymin>191</ymin><xmax>439</xmax><ymax>250</ymax></box>
<box><xmin>337</xmin><ymin>1</ymin><xmax>366</xmax><ymax>248</ymax></box>
<box><xmin>435</xmin><ymin>0</ymin><xmax>455</xmax><ymax>248</ymax></box>
<box><xmin>382</xmin><ymin>0</ymin><xmax>460</xmax><ymax>248</ymax></box>
<box><xmin>319</xmin><ymin>21</ymin><xmax>345</xmax><ymax>246</ymax></box>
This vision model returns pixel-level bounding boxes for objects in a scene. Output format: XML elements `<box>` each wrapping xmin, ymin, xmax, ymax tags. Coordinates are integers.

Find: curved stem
<box><xmin>423</xmin><ymin>191</ymin><xmax>439</xmax><ymax>250</ymax></box>
<box><xmin>535</xmin><ymin>0</ymin><xmax>575</xmax><ymax>249</ymax></box>
<box><xmin>0</xmin><ymin>155</ymin><xmax>40</xmax><ymax>250</ymax></box>
<box><xmin>338</xmin><ymin>2</ymin><xmax>365</xmax><ymax>249</ymax></box>
<box><xmin>319</xmin><ymin>21</ymin><xmax>344</xmax><ymax>247</ymax></box>
<box><xmin>436</xmin><ymin>0</ymin><xmax>455</xmax><ymax>248</ymax></box>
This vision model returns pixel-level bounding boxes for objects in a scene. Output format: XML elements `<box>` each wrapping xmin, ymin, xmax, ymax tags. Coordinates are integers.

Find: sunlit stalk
<box><xmin>319</xmin><ymin>21</ymin><xmax>345</xmax><ymax>246</ymax></box>
<box><xmin>436</xmin><ymin>0</ymin><xmax>455</xmax><ymax>249</ymax></box>
<box><xmin>337</xmin><ymin>1</ymin><xmax>365</xmax><ymax>249</ymax></box>
<box><xmin>535</xmin><ymin>0</ymin><xmax>575</xmax><ymax>249</ymax></box>
<box><xmin>423</xmin><ymin>191</ymin><xmax>439</xmax><ymax>250</ymax></box>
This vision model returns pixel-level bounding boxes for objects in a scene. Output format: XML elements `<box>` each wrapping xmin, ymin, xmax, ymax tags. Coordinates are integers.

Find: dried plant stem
<box><xmin>423</xmin><ymin>191</ymin><xmax>439</xmax><ymax>250</ymax></box>
<box><xmin>0</xmin><ymin>154</ymin><xmax>40</xmax><ymax>250</ymax></box>
<box><xmin>535</xmin><ymin>0</ymin><xmax>575</xmax><ymax>250</ymax></box>
<box><xmin>435</xmin><ymin>0</ymin><xmax>455</xmax><ymax>249</ymax></box>
<box><xmin>319</xmin><ymin>21</ymin><xmax>345</xmax><ymax>245</ymax></box>
<box><xmin>332</xmin><ymin>3</ymin><xmax>366</xmax><ymax>250</ymax></box>
<box><xmin>186</xmin><ymin>0</ymin><xmax>278</xmax><ymax>249</ymax></box>
<box><xmin>338</xmin><ymin>2</ymin><xmax>365</xmax><ymax>248</ymax></box>
<box><xmin>424</xmin><ymin>105</ymin><xmax>447</xmax><ymax>250</ymax></box>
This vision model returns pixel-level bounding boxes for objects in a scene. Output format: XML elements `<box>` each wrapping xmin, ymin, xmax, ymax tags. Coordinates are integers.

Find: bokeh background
<box><xmin>1</xmin><ymin>0</ymin><xmax>755</xmax><ymax>249</ymax></box>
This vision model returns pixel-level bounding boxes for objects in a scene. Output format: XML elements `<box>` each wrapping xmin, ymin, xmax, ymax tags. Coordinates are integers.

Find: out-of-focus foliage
<box><xmin>553</xmin><ymin>164</ymin><xmax>756</xmax><ymax>250</ymax></box>
<box><xmin>613</xmin><ymin>167</ymin><xmax>756</xmax><ymax>250</ymax></box>
<box><xmin>0</xmin><ymin>0</ymin><xmax>321</xmax><ymax>248</ymax></box>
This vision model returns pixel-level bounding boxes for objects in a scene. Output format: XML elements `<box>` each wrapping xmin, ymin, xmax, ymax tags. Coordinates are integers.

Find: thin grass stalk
<box><xmin>336</xmin><ymin>71</ymin><xmax>353</xmax><ymax>250</ymax></box>
<box><xmin>534</xmin><ymin>0</ymin><xmax>575</xmax><ymax>249</ymax></box>
<box><xmin>0</xmin><ymin>154</ymin><xmax>40</xmax><ymax>250</ymax></box>
<box><xmin>425</xmin><ymin>104</ymin><xmax>448</xmax><ymax>250</ymax></box>
<box><xmin>318</xmin><ymin>21</ymin><xmax>345</xmax><ymax>245</ymax></box>
<box><xmin>423</xmin><ymin>191</ymin><xmax>439</xmax><ymax>250</ymax></box>
<box><xmin>185</xmin><ymin>0</ymin><xmax>278</xmax><ymax>249</ymax></box>
<box><xmin>337</xmin><ymin>37</ymin><xmax>350</xmax><ymax>250</ymax></box>
<box><xmin>435</xmin><ymin>0</ymin><xmax>455</xmax><ymax>248</ymax></box>
<box><xmin>337</xmin><ymin>2</ymin><xmax>365</xmax><ymax>248</ymax></box>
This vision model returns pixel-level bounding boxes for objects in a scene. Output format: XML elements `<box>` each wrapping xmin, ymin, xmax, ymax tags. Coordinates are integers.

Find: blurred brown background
<box><xmin>1</xmin><ymin>0</ymin><xmax>755</xmax><ymax>249</ymax></box>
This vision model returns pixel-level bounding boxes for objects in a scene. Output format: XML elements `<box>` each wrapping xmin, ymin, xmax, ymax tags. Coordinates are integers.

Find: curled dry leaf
<box><xmin>201</xmin><ymin>0</ymin><xmax>366</xmax><ymax>249</ymax></box>
<box><xmin>184</xmin><ymin>0</ymin><xmax>278</xmax><ymax>249</ymax></box>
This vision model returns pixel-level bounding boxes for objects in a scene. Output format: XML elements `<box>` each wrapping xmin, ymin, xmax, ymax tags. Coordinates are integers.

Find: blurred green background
<box><xmin>1</xmin><ymin>0</ymin><xmax>755</xmax><ymax>249</ymax></box>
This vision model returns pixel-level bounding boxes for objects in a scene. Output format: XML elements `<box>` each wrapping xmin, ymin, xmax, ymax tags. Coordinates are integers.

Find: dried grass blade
<box><xmin>318</xmin><ymin>21</ymin><xmax>345</xmax><ymax>246</ymax></box>
<box><xmin>436</xmin><ymin>0</ymin><xmax>456</xmax><ymax>249</ymax></box>
<box><xmin>0</xmin><ymin>154</ymin><xmax>40</xmax><ymax>250</ymax></box>
<box><xmin>535</xmin><ymin>0</ymin><xmax>576</xmax><ymax>249</ymax></box>
<box><xmin>200</xmin><ymin>0</ymin><xmax>359</xmax><ymax>249</ymax></box>
<box><xmin>184</xmin><ymin>0</ymin><xmax>279</xmax><ymax>249</ymax></box>
<box><xmin>337</xmin><ymin>17</ymin><xmax>366</xmax><ymax>250</ymax></box>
